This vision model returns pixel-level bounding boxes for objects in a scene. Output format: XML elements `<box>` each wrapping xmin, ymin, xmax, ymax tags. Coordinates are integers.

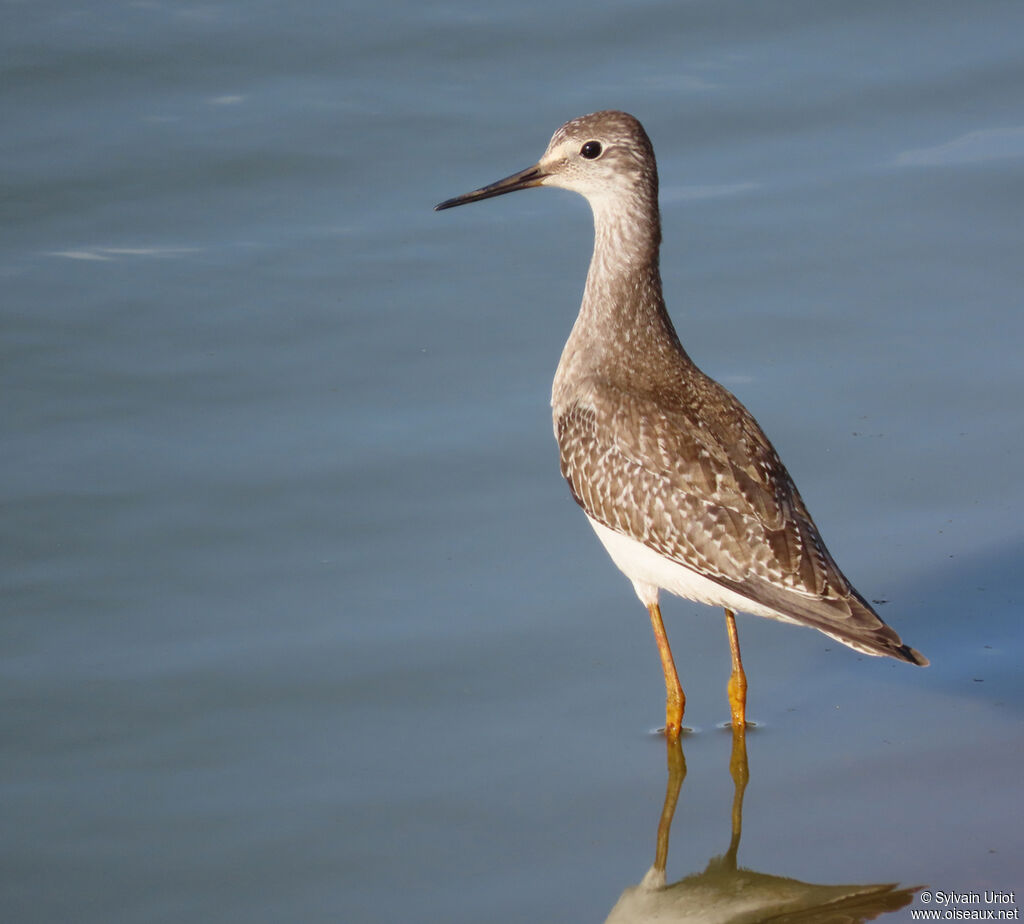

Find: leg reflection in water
<box><xmin>605</xmin><ymin>726</ymin><xmax>920</xmax><ymax>923</ymax></box>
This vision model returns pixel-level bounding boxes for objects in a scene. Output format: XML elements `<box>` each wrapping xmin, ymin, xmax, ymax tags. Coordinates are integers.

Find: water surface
<box><xmin>3</xmin><ymin>1</ymin><xmax>1023</xmax><ymax>921</ymax></box>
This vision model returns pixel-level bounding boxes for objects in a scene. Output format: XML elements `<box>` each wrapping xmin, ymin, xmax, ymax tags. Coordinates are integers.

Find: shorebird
<box><xmin>436</xmin><ymin>111</ymin><xmax>927</xmax><ymax>737</ymax></box>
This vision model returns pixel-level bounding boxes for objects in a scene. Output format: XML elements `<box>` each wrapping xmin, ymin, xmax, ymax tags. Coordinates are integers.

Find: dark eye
<box><xmin>580</xmin><ymin>141</ymin><xmax>603</xmax><ymax>159</ymax></box>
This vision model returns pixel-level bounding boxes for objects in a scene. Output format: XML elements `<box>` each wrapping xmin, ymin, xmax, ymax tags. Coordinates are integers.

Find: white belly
<box><xmin>586</xmin><ymin>516</ymin><xmax>800</xmax><ymax>625</ymax></box>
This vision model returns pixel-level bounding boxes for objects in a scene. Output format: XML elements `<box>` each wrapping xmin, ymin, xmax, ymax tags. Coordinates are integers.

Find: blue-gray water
<box><xmin>4</xmin><ymin>2</ymin><xmax>1023</xmax><ymax>921</ymax></box>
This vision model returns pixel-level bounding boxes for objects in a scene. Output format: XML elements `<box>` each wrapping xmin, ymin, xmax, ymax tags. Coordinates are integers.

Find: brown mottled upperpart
<box><xmin>436</xmin><ymin>110</ymin><xmax>927</xmax><ymax>738</ymax></box>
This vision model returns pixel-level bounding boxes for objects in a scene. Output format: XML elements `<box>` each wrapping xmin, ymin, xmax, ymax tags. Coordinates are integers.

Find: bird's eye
<box><xmin>580</xmin><ymin>141</ymin><xmax>603</xmax><ymax>159</ymax></box>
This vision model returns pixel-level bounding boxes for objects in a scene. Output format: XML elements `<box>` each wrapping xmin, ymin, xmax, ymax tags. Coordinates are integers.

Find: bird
<box><xmin>435</xmin><ymin>110</ymin><xmax>927</xmax><ymax>737</ymax></box>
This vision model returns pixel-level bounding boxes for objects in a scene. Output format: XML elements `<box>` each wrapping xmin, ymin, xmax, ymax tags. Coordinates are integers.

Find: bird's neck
<box><xmin>553</xmin><ymin>193</ymin><xmax>690</xmax><ymax>411</ymax></box>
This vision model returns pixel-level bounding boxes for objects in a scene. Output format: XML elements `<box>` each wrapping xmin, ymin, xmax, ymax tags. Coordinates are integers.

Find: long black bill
<box><xmin>435</xmin><ymin>165</ymin><xmax>546</xmax><ymax>211</ymax></box>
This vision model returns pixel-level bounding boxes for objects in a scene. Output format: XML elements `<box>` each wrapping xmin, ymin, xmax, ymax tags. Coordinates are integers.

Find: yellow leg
<box><xmin>648</xmin><ymin>602</ymin><xmax>685</xmax><ymax>738</ymax></box>
<box><xmin>724</xmin><ymin>608</ymin><xmax>747</xmax><ymax>729</ymax></box>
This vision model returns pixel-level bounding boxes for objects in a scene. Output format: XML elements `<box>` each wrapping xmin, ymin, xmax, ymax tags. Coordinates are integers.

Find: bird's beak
<box><xmin>435</xmin><ymin>164</ymin><xmax>546</xmax><ymax>211</ymax></box>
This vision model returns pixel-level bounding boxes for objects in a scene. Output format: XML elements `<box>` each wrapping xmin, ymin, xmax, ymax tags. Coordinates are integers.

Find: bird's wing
<box><xmin>557</xmin><ymin>376</ymin><xmax>840</xmax><ymax>593</ymax></box>
<box><xmin>556</xmin><ymin>376</ymin><xmax>927</xmax><ymax>663</ymax></box>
